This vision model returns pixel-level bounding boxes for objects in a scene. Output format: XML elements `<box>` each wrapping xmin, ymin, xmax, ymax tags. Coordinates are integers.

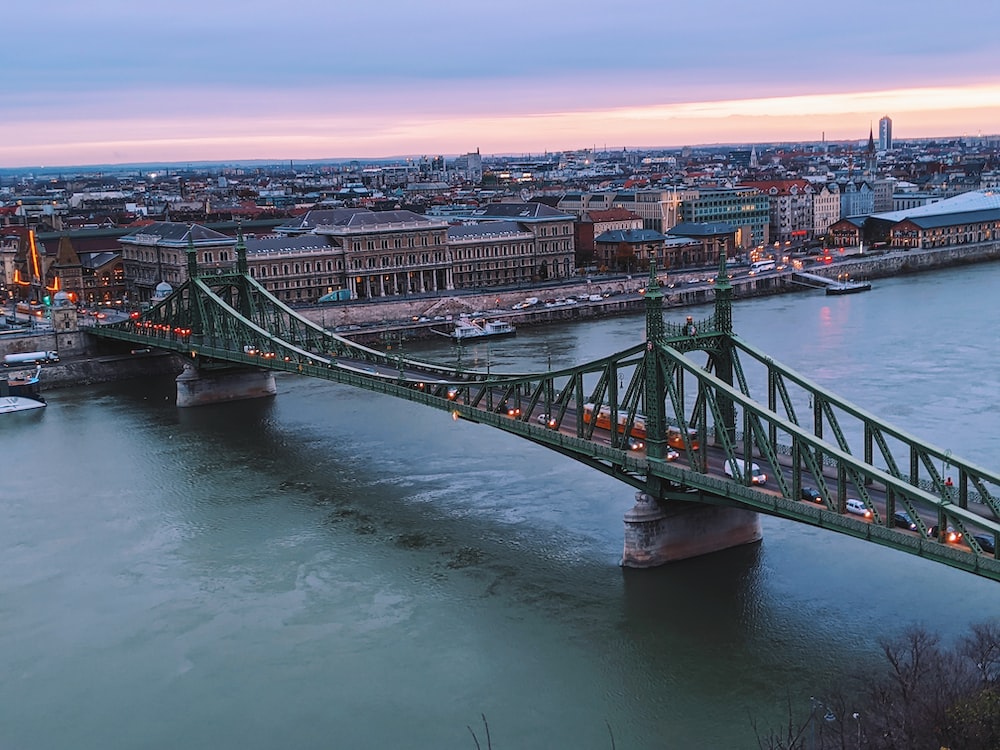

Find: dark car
<box><xmin>800</xmin><ymin>486</ymin><xmax>823</xmax><ymax>504</ymax></box>
<box><xmin>627</xmin><ymin>435</ymin><xmax>645</xmax><ymax>451</ymax></box>
<box><xmin>893</xmin><ymin>511</ymin><xmax>918</xmax><ymax>531</ymax></box>
<box><xmin>972</xmin><ymin>534</ymin><xmax>996</xmax><ymax>554</ymax></box>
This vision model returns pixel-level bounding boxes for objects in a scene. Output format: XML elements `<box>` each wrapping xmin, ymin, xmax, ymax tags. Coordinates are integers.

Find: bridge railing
<box><xmin>719</xmin><ymin>427</ymin><xmax>997</xmax><ymax>508</ymax></box>
<box><xmin>678</xmin><ymin>462</ymin><xmax>1000</xmax><ymax>576</ymax></box>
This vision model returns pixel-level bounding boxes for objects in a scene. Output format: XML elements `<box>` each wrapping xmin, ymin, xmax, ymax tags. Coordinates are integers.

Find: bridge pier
<box><xmin>175</xmin><ymin>364</ymin><xmax>277</xmax><ymax>407</ymax></box>
<box><xmin>621</xmin><ymin>492</ymin><xmax>762</xmax><ymax>567</ymax></box>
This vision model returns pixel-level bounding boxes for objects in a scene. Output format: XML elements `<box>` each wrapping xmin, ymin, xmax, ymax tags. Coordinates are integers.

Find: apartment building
<box><xmin>740</xmin><ymin>179</ymin><xmax>815</xmax><ymax>243</ymax></box>
<box><xmin>558</xmin><ymin>188</ymin><xmax>696</xmax><ymax>233</ymax></box>
<box><xmin>572</xmin><ymin>208</ymin><xmax>643</xmax><ymax>266</ymax></box>
<box><xmin>812</xmin><ymin>183</ymin><xmax>841</xmax><ymax>239</ymax></box>
<box><xmin>677</xmin><ymin>187</ymin><xmax>770</xmax><ymax>250</ymax></box>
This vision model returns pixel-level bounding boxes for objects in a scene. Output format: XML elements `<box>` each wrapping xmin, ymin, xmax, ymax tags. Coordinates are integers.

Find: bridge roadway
<box><xmin>93</xmin><ymin>319</ymin><xmax>1000</xmax><ymax>577</ymax></box>
<box><xmin>327</xmin><ymin>350</ymin><xmax>997</xmax><ymax>560</ymax></box>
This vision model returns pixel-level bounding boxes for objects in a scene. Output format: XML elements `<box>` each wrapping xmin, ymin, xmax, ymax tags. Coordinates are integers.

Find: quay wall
<box><xmin>294</xmin><ymin>240</ymin><xmax>1000</xmax><ymax>338</ymax></box>
<box><xmin>1</xmin><ymin>352</ymin><xmax>183</xmax><ymax>389</ymax></box>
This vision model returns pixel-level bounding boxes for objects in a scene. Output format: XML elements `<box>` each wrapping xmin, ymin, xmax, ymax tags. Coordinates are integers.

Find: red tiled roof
<box><xmin>741</xmin><ymin>179</ymin><xmax>812</xmax><ymax>195</ymax></box>
<box><xmin>586</xmin><ymin>208</ymin><xmax>641</xmax><ymax>222</ymax></box>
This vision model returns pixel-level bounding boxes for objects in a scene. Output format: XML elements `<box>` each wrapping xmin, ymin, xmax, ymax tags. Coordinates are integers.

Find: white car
<box><xmin>536</xmin><ymin>413</ymin><xmax>557</xmax><ymax>429</ymax></box>
<box><xmin>846</xmin><ymin>499</ymin><xmax>872</xmax><ymax>519</ymax></box>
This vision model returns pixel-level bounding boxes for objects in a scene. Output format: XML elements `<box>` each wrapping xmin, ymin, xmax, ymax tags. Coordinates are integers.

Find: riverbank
<box><xmin>300</xmin><ymin>238</ymin><xmax>1000</xmax><ymax>346</ymax></box>
<box><xmin>6</xmin><ymin>239</ymin><xmax>1000</xmax><ymax>389</ymax></box>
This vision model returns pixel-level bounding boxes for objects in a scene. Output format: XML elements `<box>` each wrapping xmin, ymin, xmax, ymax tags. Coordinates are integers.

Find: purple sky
<box><xmin>3</xmin><ymin>0</ymin><xmax>999</xmax><ymax>166</ymax></box>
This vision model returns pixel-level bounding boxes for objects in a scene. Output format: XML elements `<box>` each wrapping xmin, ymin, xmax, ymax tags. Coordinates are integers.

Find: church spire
<box><xmin>865</xmin><ymin>125</ymin><xmax>877</xmax><ymax>177</ymax></box>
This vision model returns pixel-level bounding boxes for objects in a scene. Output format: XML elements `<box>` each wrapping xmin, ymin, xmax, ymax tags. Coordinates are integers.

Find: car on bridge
<box><xmin>846</xmin><ymin>498</ymin><xmax>873</xmax><ymax>519</ymax></box>
<box><xmin>724</xmin><ymin>459</ymin><xmax>767</xmax><ymax>485</ymax></box>
<box><xmin>800</xmin><ymin>486</ymin><xmax>823</xmax><ymax>504</ymax></box>
<box><xmin>536</xmin><ymin>413</ymin><xmax>557</xmax><ymax>429</ymax></box>
<box><xmin>972</xmin><ymin>534</ymin><xmax>996</xmax><ymax>554</ymax></box>
<box><xmin>928</xmin><ymin>524</ymin><xmax>963</xmax><ymax>544</ymax></box>
<box><xmin>893</xmin><ymin>511</ymin><xmax>918</xmax><ymax>531</ymax></box>
<box><xmin>627</xmin><ymin>436</ymin><xmax>645</xmax><ymax>451</ymax></box>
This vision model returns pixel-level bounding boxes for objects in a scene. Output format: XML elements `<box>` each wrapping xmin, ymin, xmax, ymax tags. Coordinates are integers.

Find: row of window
<box><xmin>351</xmin><ymin>234</ymin><xmax>439</xmax><ymax>251</ymax></box>
<box><xmin>252</xmin><ymin>260</ymin><xmax>342</xmax><ymax>278</ymax></box>
<box><xmin>536</xmin><ymin>225</ymin><xmax>573</xmax><ymax>237</ymax></box>
<box><xmin>348</xmin><ymin>252</ymin><xmax>447</xmax><ymax>270</ymax></box>
<box><xmin>453</xmin><ymin>244</ymin><xmax>530</xmax><ymax>259</ymax></box>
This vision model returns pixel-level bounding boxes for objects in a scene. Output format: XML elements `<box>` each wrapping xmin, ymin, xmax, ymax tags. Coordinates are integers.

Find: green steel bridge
<box><xmin>90</xmin><ymin>233</ymin><xmax>1000</xmax><ymax>581</ymax></box>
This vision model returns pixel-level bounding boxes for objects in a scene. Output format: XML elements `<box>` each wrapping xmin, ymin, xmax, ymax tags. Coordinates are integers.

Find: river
<box><xmin>2</xmin><ymin>262</ymin><xmax>1000</xmax><ymax>748</ymax></box>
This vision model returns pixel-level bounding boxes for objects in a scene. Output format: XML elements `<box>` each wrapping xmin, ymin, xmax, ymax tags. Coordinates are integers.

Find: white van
<box><xmin>724</xmin><ymin>459</ymin><xmax>767</xmax><ymax>485</ymax></box>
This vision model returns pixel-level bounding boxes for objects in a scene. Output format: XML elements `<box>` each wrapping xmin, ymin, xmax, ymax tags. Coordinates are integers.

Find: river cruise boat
<box><xmin>825</xmin><ymin>280</ymin><xmax>872</xmax><ymax>295</ymax></box>
<box><xmin>0</xmin><ymin>365</ymin><xmax>46</xmax><ymax>413</ymax></box>
<box><xmin>450</xmin><ymin>318</ymin><xmax>517</xmax><ymax>342</ymax></box>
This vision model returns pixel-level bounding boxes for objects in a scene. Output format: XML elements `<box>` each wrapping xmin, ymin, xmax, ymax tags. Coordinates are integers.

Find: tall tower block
<box><xmin>879</xmin><ymin>115</ymin><xmax>893</xmax><ymax>151</ymax></box>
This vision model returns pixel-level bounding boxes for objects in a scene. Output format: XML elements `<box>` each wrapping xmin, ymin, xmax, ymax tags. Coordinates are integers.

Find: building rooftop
<box><xmin>871</xmin><ymin>189</ymin><xmax>1000</xmax><ymax>223</ymax></box>
<box><xmin>595</xmin><ymin>229</ymin><xmax>667</xmax><ymax>243</ymax></box>
<box><xmin>667</xmin><ymin>221</ymin><xmax>737</xmax><ymax>238</ymax></box>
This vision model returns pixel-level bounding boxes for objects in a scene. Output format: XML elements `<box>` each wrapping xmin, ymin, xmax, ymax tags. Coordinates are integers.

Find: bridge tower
<box><xmin>712</xmin><ymin>249</ymin><xmax>737</xmax><ymax>446</ymax></box>
<box><xmin>641</xmin><ymin>262</ymin><xmax>667</xmax><ymax>467</ymax></box>
<box><xmin>175</xmin><ymin>227</ymin><xmax>277</xmax><ymax>407</ymax></box>
<box><xmin>622</xmin><ymin>252</ymin><xmax>761</xmax><ymax>567</ymax></box>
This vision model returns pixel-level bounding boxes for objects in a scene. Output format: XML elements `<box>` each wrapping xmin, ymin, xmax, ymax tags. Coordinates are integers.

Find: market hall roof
<box><xmin>870</xmin><ymin>189</ymin><xmax>1000</xmax><ymax>224</ymax></box>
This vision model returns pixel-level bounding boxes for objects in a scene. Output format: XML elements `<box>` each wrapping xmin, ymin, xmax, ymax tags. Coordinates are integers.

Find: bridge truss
<box><xmin>93</xmin><ymin>235</ymin><xmax>1000</xmax><ymax>581</ymax></box>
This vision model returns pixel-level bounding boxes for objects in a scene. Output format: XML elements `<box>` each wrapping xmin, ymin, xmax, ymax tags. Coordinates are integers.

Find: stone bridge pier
<box><xmin>621</xmin><ymin>492</ymin><xmax>762</xmax><ymax>567</ymax></box>
<box><xmin>175</xmin><ymin>363</ymin><xmax>277</xmax><ymax>407</ymax></box>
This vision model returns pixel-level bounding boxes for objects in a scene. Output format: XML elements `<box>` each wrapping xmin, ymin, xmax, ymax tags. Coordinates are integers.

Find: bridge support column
<box><xmin>621</xmin><ymin>493</ymin><xmax>762</xmax><ymax>568</ymax></box>
<box><xmin>175</xmin><ymin>364</ymin><xmax>277</xmax><ymax>407</ymax></box>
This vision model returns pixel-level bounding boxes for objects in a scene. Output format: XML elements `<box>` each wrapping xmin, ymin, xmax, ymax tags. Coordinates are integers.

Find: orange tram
<box><xmin>581</xmin><ymin>403</ymin><xmax>699</xmax><ymax>450</ymax></box>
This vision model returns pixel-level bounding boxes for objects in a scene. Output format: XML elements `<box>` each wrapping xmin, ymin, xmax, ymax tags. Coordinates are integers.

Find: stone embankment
<box><xmin>302</xmin><ymin>240</ymin><xmax>1000</xmax><ymax>345</ymax></box>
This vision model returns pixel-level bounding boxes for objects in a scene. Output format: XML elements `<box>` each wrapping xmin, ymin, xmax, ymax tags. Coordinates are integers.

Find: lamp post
<box><xmin>809</xmin><ymin>697</ymin><xmax>836</xmax><ymax>750</ymax></box>
<box><xmin>852</xmin><ymin>712</ymin><xmax>862</xmax><ymax>750</ymax></box>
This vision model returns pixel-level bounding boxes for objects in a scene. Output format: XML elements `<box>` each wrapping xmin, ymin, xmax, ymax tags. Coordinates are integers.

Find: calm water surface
<box><xmin>3</xmin><ymin>263</ymin><xmax>1000</xmax><ymax>749</ymax></box>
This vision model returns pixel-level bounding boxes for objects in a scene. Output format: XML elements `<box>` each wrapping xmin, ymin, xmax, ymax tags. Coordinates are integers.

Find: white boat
<box><xmin>0</xmin><ymin>365</ymin><xmax>46</xmax><ymax>413</ymax></box>
<box><xmin>451</xmin><ymin>318</ymin><xmax>517</xmax><ymax>341</ymax></box>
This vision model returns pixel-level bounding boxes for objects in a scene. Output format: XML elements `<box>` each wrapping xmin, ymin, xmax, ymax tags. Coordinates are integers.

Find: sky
<box><xmin>3</xmin><ymin>0</ymin><xmax>1000</xmax><ymax>168</ymax></box>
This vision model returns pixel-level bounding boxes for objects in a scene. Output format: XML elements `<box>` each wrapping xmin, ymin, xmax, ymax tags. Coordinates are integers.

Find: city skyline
<box><xmin>3</xmin><ymin>0</ymin><xmax>1000</xmax><ymax>169</ymax></box>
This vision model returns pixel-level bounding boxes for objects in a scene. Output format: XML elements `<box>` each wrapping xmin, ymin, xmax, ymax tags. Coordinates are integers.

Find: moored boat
<box><xmin>0</xmin><ymin>365</ymin><xmax>46</xmax><ymax>413</ymax></box>
<box><xmin>451</xmin><ymin>318</ymin><xmax>517</xmax><ymax>341</ymax></box>
<box><xmin>826</xmin><ymin>281</ymin><xmax>872</xmax><ymax>295</ymax></box>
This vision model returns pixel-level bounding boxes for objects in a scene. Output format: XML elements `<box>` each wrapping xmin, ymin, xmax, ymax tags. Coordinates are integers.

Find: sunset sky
<box><xmin>3</xmin><ymin>0</ymin><xmax>999</xmax><ymax>168</ymax></box>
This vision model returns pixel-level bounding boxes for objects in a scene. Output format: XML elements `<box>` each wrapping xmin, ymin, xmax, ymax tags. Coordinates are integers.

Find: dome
<box><xmin>153</xmin><ymin>281</ymin><xmax>173</xmax><ymax>299</ymax></box>
<box><xmin>53</xmin><ymin>290</ymin><xmax>72</xmax><ymax>307</ymax></box>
